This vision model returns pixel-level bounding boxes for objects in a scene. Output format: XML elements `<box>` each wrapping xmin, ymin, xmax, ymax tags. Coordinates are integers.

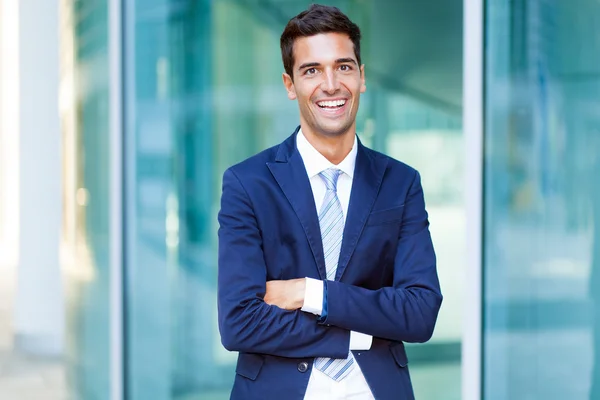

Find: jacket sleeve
<box><xmin>217</xmin><ymin>168</ymin><xmax>350</xmax><ymax>358</ymax></box>
<box><xmin>320</xmin><ymin>171</ymin><xmax>443</xmax><ymax>343</ymax></box>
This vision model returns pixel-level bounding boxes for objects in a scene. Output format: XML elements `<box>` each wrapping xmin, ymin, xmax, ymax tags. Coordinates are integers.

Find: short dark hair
<box><xmin>280</xmin><ymin>4</ymin><xmax>362</xmax><ymax>80</ymax></box>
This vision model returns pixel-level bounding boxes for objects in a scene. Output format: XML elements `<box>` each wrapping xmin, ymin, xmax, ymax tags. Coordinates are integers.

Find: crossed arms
<box><xmin>217</xmin><ymin>168</ymin><xmax>442</xmax><ymax>358</ymax></box>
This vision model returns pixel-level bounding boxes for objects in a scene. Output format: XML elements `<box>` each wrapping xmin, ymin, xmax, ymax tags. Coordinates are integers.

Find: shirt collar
<box><xmin>296</xmin><ymin>128</ymin><xmax>357</xmax><ymax>179</ymax></box>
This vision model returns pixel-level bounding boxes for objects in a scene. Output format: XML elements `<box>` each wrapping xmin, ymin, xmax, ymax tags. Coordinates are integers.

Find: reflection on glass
<box><xmin>484</xmin><ymin>0</ymin><xmax>600</xmax><ymax>398</ymax></box>
<box><xmin>60</xmin><ymin>0</ymin><xmax>111</xmax><ymax>399</ymax></box>
<box><xmin>123</xmin><ymin>1</ymin><xmax>463</xmax><ymax>399</ymax></box>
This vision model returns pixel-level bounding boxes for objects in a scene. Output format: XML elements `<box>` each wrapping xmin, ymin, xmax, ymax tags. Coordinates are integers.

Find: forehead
<box><xmin>293</xmin><ymin>32</ymin><xmax>356</xmax><ymax>66</ymax></box>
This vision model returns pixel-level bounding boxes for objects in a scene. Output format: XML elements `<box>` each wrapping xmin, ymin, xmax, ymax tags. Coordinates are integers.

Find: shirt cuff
<box><xmin>301</xmin><ymin>277</ymin><xmax>323</xmax><ymax>315</ymax></box>
<box><xmin>349</xmin><ymin>331</ymin><xmax>373</xmax><ymax>350</ymax></box>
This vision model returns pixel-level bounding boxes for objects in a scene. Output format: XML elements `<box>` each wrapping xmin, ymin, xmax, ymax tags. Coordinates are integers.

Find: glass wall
<box><xmin>484</xmin><ymin>0</ymin><xmax>600</xmax><ymax>398</ymax></box>
<box><xmin>119</xmin><ymin>1</ymin><xmax>463</xmax><ymax>399</ymax></box>
<box><xmin>60</xmin><ymin>0</ymin><xmax>112</xmax><ymax>398</ymax></box>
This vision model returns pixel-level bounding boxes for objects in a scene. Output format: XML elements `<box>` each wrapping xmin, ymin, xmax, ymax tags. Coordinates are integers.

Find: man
<box><xmin>217</xmin><ymin>4</ymin><xmax>442</xmax><ymax>399</ymax></box>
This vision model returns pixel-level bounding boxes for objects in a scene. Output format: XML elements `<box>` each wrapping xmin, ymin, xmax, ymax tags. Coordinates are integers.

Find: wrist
<box><xmin>295</xmin><ymin>278</ymin><xmax>306</xmax><ymax>309</ymax></box>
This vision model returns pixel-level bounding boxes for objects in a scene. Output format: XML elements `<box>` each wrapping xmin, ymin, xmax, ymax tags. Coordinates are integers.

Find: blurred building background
<box><xmin>0</xmin><ymin>0</ymin><xmax>599</xmax><ymax>399</ymax></box>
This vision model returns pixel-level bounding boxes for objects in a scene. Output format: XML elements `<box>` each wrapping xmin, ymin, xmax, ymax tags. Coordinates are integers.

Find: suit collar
<box><xmin>274</xmin><ymin>126</ymin><xmax>299</xmax><ymax>162</ymax></box>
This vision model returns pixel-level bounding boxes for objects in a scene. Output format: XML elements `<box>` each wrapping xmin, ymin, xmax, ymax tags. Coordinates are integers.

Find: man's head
<box><xmin>280</xmin><ymin>4</ymin><xmax>362</xmax><ymax>80</ymax></box>
<box><xmin>280</xmin><ymin>4</ymin><xmax>366</xmax><ymax>139</ymax></box>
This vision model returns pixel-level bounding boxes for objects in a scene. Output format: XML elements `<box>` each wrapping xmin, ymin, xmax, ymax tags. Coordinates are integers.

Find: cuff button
<box><xmin>297</xmin><ymin>362</ymin><xmax>309</xmax><ymax>373</ymax></box>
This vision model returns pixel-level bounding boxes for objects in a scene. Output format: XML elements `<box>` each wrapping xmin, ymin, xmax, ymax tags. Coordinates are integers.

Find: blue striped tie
<box><xmin>313</xmin><ymin>168</ymin><xmax>355</xmax><ymax>381</ymax></box>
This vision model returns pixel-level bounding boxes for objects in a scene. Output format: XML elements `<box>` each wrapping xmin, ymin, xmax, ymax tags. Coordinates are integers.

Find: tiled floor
<box><xmin>0</xmin><ymin>264</ymin><xmax>67</xmax><ymax>400</ymax></box>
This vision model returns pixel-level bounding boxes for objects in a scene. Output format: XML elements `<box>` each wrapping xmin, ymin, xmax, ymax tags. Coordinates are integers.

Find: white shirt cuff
<box><xmin>301</xmin><ymin>277</ymin><xmax>323</xmax><ymax>315</ymax></box>
<box><xmin>349</xmin><ymin>331</ymin><xmax>373</xmax><ymax>350</ymax></box>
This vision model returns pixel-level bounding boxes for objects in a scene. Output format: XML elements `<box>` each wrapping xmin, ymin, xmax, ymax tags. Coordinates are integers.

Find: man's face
<box><xmin>283</xmin><ymin>32</ymin><xmax>366</xmax><ymax>138</ymax></box>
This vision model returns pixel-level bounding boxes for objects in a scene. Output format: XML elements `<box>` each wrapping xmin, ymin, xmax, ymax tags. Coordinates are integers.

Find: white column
<box><xmin>462</xmin><ymin>0</ymin><xmax>484</xmax><ymax>398</ymax></box>
<box><xmin>13</xmin><ymin>0</ymin><xmax>64</xmax><ymax>357</ymax></box>
<box><xmin>0</xmin><ymin>0</ymin><xmax>20</xmax><ymax>269</ymax></box>
<box><xmin>0</xmin><ymin>0</ymin><xmax>3</xmax><ymax>255</ymax></box>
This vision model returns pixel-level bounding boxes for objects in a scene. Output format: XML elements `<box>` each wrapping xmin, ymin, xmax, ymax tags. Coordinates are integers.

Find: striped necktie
<box><xmin>313</xmin><ymin>168</ymin><xmax>355</xmax><ymax>381</ymax></box>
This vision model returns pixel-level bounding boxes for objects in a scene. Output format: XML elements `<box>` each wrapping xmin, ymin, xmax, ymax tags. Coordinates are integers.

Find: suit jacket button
<box><xmin>297</xmin><ymin>362</ymin><xmax>309</xmax><ymax>373</ymax></box>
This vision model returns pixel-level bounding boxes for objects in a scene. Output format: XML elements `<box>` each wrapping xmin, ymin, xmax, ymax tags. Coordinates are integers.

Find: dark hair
<box><xmin>280</xmin><ymin>4</ymin><xmax>362</xmax><ymax>80</ymax></box>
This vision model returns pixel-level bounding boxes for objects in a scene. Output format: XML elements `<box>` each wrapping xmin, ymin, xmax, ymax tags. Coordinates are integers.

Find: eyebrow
<box><xmin>297</xmin><ymin>58</ymin><xmax>358</xmax><ymax>71</ymax></box>
<box><xmin>335</xmin><ymin>58</ymin><xmax>358</xmax><ymax>66</ymax></box>
<box><xmin>298</xmin><ymin>62</ymin><xmax>321</xmax><ymax>71</ymax></box>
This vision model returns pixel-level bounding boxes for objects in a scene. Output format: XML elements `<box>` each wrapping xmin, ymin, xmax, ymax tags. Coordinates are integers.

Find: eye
<box><xmin>339</xmin><ymin>64</ymin><xmax>352</xmax><ymax>71</ymax></box>
<box><xmin>305</xmin><ymin>68</ymin><xmax>317</xmax><ymax>76</ymax></box>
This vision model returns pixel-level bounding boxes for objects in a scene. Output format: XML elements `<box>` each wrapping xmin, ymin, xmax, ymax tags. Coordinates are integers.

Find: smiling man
<box><xmin>217</xmin><ymin>4</ymin><xmax>442</xmax><ymax>400</ymax></box>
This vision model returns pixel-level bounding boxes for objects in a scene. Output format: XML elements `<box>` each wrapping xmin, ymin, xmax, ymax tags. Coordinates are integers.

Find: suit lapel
<box><xmin>267</xmin><ymin>129</ymin><xmax>327</xmax><ymax>280</ymax></box>
<box><xmin>336</xmin><ymin>142</ymin><xmax>388</xmax><ymax>281</ymax></box>
<box><xmin>266</xmin><ymin>130</ymin><xmax>388</xmax><ymax>282</ymax></box>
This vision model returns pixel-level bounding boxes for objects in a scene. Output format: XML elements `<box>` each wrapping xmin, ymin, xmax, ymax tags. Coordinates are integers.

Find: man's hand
<box><xmin>264</xmin><ymin>278</ymin><xmax>306</xmax><ymax>310</ymax></box>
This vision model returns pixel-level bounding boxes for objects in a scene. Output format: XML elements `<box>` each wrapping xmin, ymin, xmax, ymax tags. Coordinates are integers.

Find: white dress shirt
<box><xmin>296</xmin><ymin>128</ymin><xmax>375</xmax><ymax>400</ymax></box>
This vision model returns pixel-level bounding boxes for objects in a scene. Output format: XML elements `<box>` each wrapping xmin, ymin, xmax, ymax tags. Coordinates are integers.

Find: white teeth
<box><xmin>318</xmin><ymin>100</ymin><xmax>346</xmax><ymax>108</ymax></box>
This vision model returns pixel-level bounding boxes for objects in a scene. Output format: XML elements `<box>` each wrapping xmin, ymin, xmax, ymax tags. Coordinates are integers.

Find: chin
<box><xmin>313</xmin><ymin>121</ymin><xmax>352</xmax><ymax>138</ymax></box>
<box><xmin>318</xmin><ymin>129</ymin><xmax>345</xmax><ymax>138</ymax></box>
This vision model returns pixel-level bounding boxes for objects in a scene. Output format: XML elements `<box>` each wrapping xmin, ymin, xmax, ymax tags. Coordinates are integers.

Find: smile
<box><xmin>316</xmin><ymin>99</ymin><xmax>347</xmax><ymax>109</ymax></box>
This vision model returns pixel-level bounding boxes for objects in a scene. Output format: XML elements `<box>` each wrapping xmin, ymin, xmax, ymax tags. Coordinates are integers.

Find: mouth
<box><xmin>315</xmin><ymin>98</ymin><xmax>348</xmax><ymax>116</ymax></box>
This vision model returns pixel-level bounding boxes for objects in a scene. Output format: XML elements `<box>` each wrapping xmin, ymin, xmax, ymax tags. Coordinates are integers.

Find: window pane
<box><xmin>61</xmin><ymin>0</ymin><xmax>111</xmax><ymax>398</ymax></box>
<box><xmin>484</xmin><ymin>0</ymin><xmax>600</xmax><ymax>398</ymax></box>
<box><xmin>123</xmin><ymin>1</ymin><xmax>463</xmax><ymax>399</ymax></box>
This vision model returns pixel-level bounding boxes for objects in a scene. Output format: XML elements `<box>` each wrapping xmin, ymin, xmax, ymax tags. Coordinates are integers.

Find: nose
<box><xmin>321</xmin><ymin>69</ymin><xmax>339</xmax><ymax>94</ymax></box>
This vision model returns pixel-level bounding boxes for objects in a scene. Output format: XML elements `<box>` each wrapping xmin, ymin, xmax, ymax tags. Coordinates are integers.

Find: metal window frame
<box><xmin>109</xmin><ymin>0</ymin><xmax>124</xmax><ymax>398</ymax></box>
<box><xmin>462</xmin><ymin>0</ymin><xmax>484</xmax><ymax>399</ymax></box>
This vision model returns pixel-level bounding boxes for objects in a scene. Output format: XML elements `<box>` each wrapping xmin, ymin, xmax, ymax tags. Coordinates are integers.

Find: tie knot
<box><xmin>319</xmin><ymin>168</ymin><xmax>343</xmax><ymax>192</ymax></box>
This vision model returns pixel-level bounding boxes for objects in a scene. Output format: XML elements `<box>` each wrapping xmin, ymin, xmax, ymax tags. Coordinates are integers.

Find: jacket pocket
<box><xmin>236</xmin><ymin>353</ymin><xmax>265</xmax><ymax>380</ymax></box>
<box><xmin>389</xmin><ymin>342</ymin><xmax>409</xmax><ymax>368</ymax></box>
<box><xmin>366</xmin><ymin>205</ymin><xmax>405</xmax><ymax>226</ymax></box>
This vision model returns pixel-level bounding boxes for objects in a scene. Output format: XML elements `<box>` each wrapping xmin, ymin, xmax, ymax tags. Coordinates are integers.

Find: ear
<box><xmin>360</xmin><ymin>65</ymin><xmax>366</xmax><ymax>93</ymax></box>
<box><xmin>282</xmin><ymin>73</ymin><xmax>297</xmax><ymax>100</ymax></box>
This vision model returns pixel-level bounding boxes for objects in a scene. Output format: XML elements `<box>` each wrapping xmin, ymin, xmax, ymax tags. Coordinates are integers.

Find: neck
<box><xmin>301</xmin><ymin>126</ymin><xmax>355</xmax><ymax>165</ymax></box>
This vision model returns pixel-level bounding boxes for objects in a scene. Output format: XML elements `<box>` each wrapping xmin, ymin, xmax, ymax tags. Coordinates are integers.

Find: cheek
<box><xmin>299</xmin><ymin>81</ymin><xmax>320</xmax><ymax>100</ymax></box>
<box><xmin>344</xmin><ymin>79</ymin><xmax>363</xmax><ymax>95</ymax></box>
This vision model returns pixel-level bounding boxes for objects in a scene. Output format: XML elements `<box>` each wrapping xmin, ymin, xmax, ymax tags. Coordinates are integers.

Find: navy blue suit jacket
<box><xmin>217</xmin><ymin>127</ymin><xmax>442</xmax><ymax>400</ymax></box>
